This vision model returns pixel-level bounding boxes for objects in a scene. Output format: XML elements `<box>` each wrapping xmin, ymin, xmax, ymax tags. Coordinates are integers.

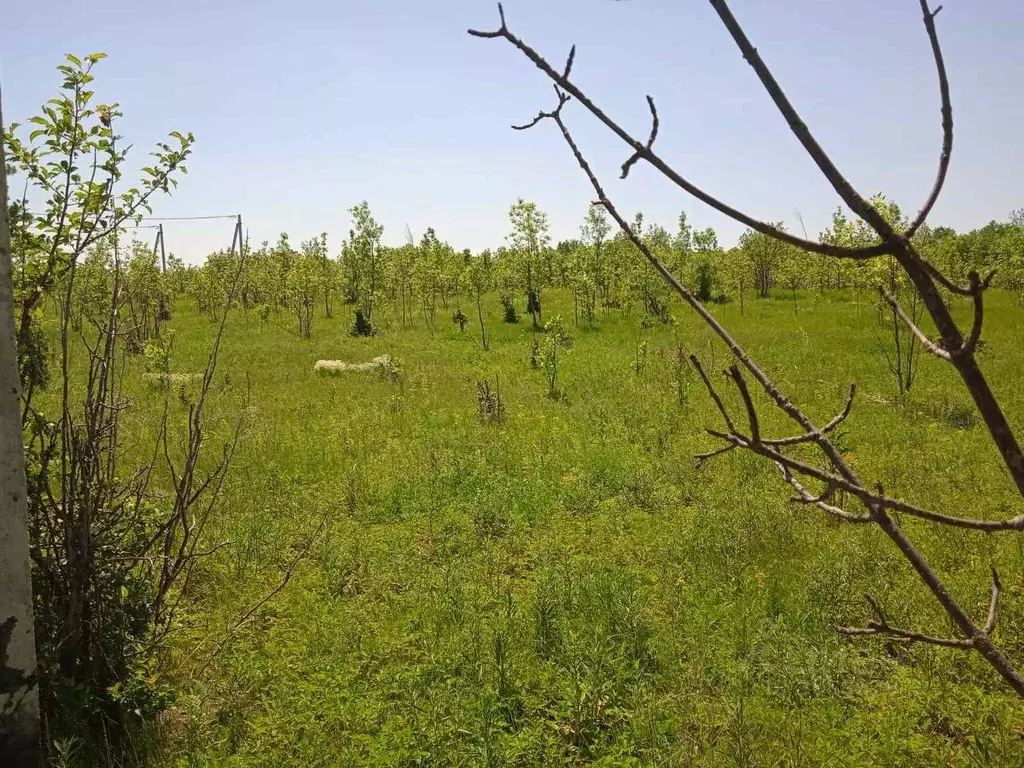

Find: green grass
<box><xmin>120</xmin><ymin>289</ymin><xmax>1024</xmax><ymax>766</ymax></box>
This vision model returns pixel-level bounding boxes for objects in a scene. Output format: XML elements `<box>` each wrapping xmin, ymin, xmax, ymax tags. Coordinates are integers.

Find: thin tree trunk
<box><xmin>0</xmin><ymin>86</ymin><xmax>41</xmax><ymax>764</ymax></box>
<box><xmin>476</xmin><ymin>293</ymin><xmax>488</xmax><ymax>350</ymax></box>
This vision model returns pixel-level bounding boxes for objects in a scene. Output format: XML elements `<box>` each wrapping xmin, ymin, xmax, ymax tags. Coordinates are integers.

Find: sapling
<box><xmin>507</xmin><ymin>198</ymin><xmax>550</xmax><ymax>329</ymax></box>
<box><xmin>633</xmin><ymin>336</ymin><xmax>648</xmax><ymax>377</ymax></box>
<box><xmin>477</xmin><ymin>377</ymin><xmax>506</xmax><ymax>422</ymax></box>
<box><xmin>672</xmin><ymin>343</ymin><xmax>693</xmax><ymax>406</ymax></box>
<box><xmin>539</xmin><ymin>316</ymin><xmax>573</xmax><ymax>398</ymax></box>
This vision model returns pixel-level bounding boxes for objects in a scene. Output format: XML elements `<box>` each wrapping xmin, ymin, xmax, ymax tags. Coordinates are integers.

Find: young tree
<box><xmin>507</xmin><ymin>198</ymin><xmax>550</xmax><ymax>328</ymax></box>
<box><xmin>122</xmin><ymin>238</ymin><xmax>167</xmax><ymax>349</ymax></box>
<box><xmin>415</xmin><ymin>227</ymin><xmax>444</xmax><ymax>330</ymax></box>
<box><xmin>672</xmin><ymin>210</ymin><xmax>694</xmax><ymax>277</ymax></box>
<box><xmin>639</xmin><ymin>220</ymin><xmax>675</xmax><ymax>320</ymax></box>
<box><xmin>466</xmin><ymin>250</ymin><xmax>492</xmax><ymax>350</ymax></box>
<box><xmin>539</xmin><ymin>316</ymin><xmax>573</xmax><ymax>398</ymax></box>
<box><xmin>816</xmin><ymin>208</ymin><xmax>863</xmax><ymax>291</ymax></box>
<box><xmin>302</xmin><ymin>232</ymin><xmax>333</xmax><ymax>318</ymax></box>
<box><xmin>580</xmin><ymin>204</ymin><xmax>610</xmax><ymax>312</ymax></box>
<box><xmin>566</xmin><ymin>242</ymin><xmax>596</xmax><ymax>327</ymax></box>
<box><xmin>723</xmin><ymin>246</ymin><xmax>749</xmax><ymax>314</ymax></box>
<box><xmin>287</xmin><ymin>236</ymin><xmax>323</xmax><ymax>338</ymax></box>
<box><xmin>776</xmin><ymin>243</ymin><xmax>810</xmax><ymax>312</ymax></box>
<box><xmin>2</xmin><ymin>53</ymin><xmax>249</xmax><ymax>759</ymax></box>
<box><xmin>739</xmin><ymin>225</ymin><xmax>787</xmax><ymax>298</ymax></box>
<box><xmin>690</xmin><ymin>225</ymin><xmax>721</xmax><ymax>303</ymax></box>
<box><xmin>344</xmin><ymin>201</ymin><xmax>384</xmax><ymax>332</ymax></box>
<box><xmin>391</xmin><ymin>240</ymin><xmax>418</xmax><ymax>328</ymax></box>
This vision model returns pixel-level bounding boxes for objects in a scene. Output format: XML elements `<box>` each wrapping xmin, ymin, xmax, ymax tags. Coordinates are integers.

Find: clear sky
<box><xmin>3</xmin><ymin>1</ymin><xmax>1022</xmax><ymax>262</ymax></box>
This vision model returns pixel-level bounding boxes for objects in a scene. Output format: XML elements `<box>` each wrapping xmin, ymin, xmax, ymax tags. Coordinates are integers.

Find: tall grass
<box><xmin>111</xmin><ymin>288</ymin><xmax>1024</xmax><ymax>766</ymax></box>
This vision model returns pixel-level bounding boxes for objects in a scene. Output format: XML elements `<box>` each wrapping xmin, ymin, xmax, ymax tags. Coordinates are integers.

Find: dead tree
<box><xmin>470</xmin><ymin>1</ymin><xmax>1024</xmax><ymax>697</ymax></box>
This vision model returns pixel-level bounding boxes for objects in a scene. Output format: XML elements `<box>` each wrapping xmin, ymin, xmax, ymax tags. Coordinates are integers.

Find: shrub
<box><xmin>477</xmin><ymin>378</ymin><xmax>506</xmax><ymax>423</ymax></box>
<box><xmin>501</xmin><ymin>295</ymin><xmax>519</xmax><ymax>324</ymax></box>
<box><xmin>351</xmin><ymin>308</ymin><xmax>374</xmax><ymax>337</ymax></box>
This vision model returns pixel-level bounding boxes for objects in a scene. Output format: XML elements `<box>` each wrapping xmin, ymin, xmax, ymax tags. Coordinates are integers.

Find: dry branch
<box><xmin>905</xmin><ymin>0</ymin><xmax>953</xmax><ymax>238</ymax></box>
<box><xmin>468</xmin><ymin>9</ymin><xmax>889</xmax><ymax>261</ymax></box>
<box><xmin>470</xmin><ymin>0</ymin><xmax>1024</xmax><ymax>697</ymax></box>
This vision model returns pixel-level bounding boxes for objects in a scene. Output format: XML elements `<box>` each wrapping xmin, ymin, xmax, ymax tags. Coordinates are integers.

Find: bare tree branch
<box><xmin>838</xmin><ymin>594</ymin><xmax>974</xmax><ymax>649</ymax></box>
<box><xmin>762</xmin><ymin>384</ymin><xmax>855</xmax><ymax>447</ymax></box>
<box><xmin>953</xmin><ymin>270</ymin><xmax>994</xmax><ymax>359</ymax></box>
<box><xmin>469</xmin><ymin>4</ymin><xmax>889</xmax><ymax>261</ymax></box>
<box><xmin>467</xmin><ymin>2</ymin><xmax>507</xmax><ymax>38</ymax></box>
<box><xmin>621</xmin><ymin>96</ymin><xmax>659</xmax><ymax>179</ymax></box>
<box><xmin>472</xmin><ymin>3</ymin><xmax>1024</xmax><ymax>697</ymax></box>
<box><xmin>726</xmin><ymin>364</ymin><xmax>760</xmax><ymax>444</ymax></box>
<box><xmin>878</xmin><ymin>285</ymin><xmax>952</xmax><ymax>360</ymax></box>
<box><xmin>707</xmin><ymin>1</ymin><xmax>896</xmax><ymax>238</ymax></box>
<box><xmin>985</xmin><ymin>565</ymin><xmax>1001</xmax><ymax>636</ymax></box>
<box><xmin>689</xmin><ymin>356</ymin><xmax>737</xmax><ymax>434</ymax></box>
<box><xmin>511</xmin><ymin>86</ymin><xmax>570</xmax><ymax>131</ymax></box>
<box><xmin>905</xmin><ymin>0</ymin><xmax>953</xmax><ymax>238</ymax></box>
<box><xmin>695</xmin><ymin>443</ymin><xmax>737</xmax><ymax>467</ymax></box>
<box><xmin>778</xmin><ymin>464</ymin><xmax>872</xmax><ymax>523</ymax></box>
<box><xmin>714</xmin><ymin>430</ymin><xmax>1024</xmax><ymax>532</ymax></box>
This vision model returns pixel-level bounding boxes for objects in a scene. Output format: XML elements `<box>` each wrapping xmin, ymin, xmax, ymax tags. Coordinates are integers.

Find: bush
<box><xmin>694</xmin><ymin>259</ymin><xmax>715</xmax><ymax>302</ymax></box>
<box><xmin>351</xmin><ymin>308</ymin><xmax>374</xmax><ymax>337</ymax></box>
<box><xmin>501</xmin><ymin>295</ymin><xmax>519</xmax><ymax>324</ymax></box>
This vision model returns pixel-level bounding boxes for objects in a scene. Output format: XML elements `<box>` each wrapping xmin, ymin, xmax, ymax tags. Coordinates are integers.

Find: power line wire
<box><xmin>141</xmin><ymin>215</ymin><xmax>238</xmax><ymax>221</ymax></box>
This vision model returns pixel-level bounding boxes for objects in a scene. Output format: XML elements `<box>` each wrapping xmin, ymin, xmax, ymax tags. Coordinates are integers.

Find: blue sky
<box><xmin>3</xmin><ymin>1</ymin><xmax>1022</xmax><ymax>262</ymax></box>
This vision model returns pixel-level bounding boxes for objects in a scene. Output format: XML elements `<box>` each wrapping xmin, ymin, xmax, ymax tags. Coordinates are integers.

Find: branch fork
<box><xmin>471</xmin><ymin>0</ymin><xmax>1024</xmax><ymax>699</ymax></box>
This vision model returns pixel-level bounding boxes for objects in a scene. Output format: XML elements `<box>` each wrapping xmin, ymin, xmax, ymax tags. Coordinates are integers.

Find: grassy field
<box><xmin>122</xmin><ymin>288</ymin><xmax>1024</xmax><ymax>766</ymax></box>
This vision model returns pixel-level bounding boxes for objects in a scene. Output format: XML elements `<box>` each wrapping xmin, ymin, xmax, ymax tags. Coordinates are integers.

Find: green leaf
<box><xmin>87</xmin><ymin>52</ymin><xmax>108</xmax><ymax>63</ymax></box>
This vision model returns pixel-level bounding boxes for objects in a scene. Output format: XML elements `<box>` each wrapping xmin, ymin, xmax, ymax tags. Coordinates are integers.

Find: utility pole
<box><xmin>153</xmin><ymin>223</ymin><xmax>166</xmax><ymax>272</ymax></box>
<box><xmin>231</xmin><ymin>215</ymin><xmax>243</xmax><ymax>257</ymax></box>
<box><xmin>0</xmin><ymin>83</ymin><xmax>41</xmax><ymax>765</ymax></box>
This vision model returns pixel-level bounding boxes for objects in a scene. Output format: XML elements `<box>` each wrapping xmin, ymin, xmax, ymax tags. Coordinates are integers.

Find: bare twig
<box><xmin>839</xmin><ymin>594</ymin><xmax>973</xmax><ymax>648</ymax></box>
<box><xmin>762</xmin><ymin>384</ymin><xmax>855</xmax><ymax>447</ymax></box>
<box><xmin>563</xmin><ymin>44</ymin><xmax>576</xmax><ymax>79</ymax></box>
<box><xmin>778</xmin><ymin>465</ymin><xmax>872</xmax><ymax>523</ymax></box>
<box><xmin>192</xmin><ymin>509</ymin><xmax>330</xmax><ymax>677</ymax></box>
<box><xmin>468</xmin><ymin>5</ymin><xmax>889</xmax><ymax>261</ymax></box>
<box><xmin>726</xmin><ymin>364</ymin><xmax>760</xmax><ymax>444</ymax></box>
<box><xmin>512</xmin><ymin>86</ymin><xmax>570</xmax><ymax>131</ymax></box>
<box><xmin>985</xmin><ymin>565</ymin><xmax>1001</xmax><ymax>636</ymax></box>
<box><xmin>689</xmin><ymin>356</ymin><xmax>736</xmax><ymax>434</ymax></box>
<box><xmin>905</xmin><ymin>0</ymin><xmax>953</xmax><ymax>238</ymax></box>
<box><xmin>695</xmin><ymin>443</ymin><xmax>737</xmax><ymax>467</ymax></box>
<box><xmin>621</xmin><ymin>96</ymin><xmax>659</xmax><ymax>179</ymax></box>
<box><xmin>878</xmin><ymin>285</ymin><xmax>951</xmax><ymax>360</ymax></box>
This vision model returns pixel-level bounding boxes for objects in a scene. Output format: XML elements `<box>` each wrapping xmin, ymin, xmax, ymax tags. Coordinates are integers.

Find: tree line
<box><xmin>169</xmin><ymin>196</ymin><xmax>1024</xmax><ymax>342</ymax></box>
